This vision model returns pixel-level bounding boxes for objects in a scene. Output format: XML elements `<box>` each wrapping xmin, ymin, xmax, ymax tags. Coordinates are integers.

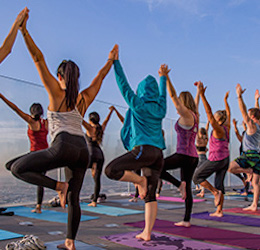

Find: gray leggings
<box><xmin>6</xmin><ymin>132</ymin><xmax>89</xmax><ymax>240</ymax></box>
<box><xmin>193</xmin><ymin>156</ymin><xmax>229</xmax><ymax>193</ymax></box>
<box><xmin>105</xmin><ymin>145</ymin><xmax>164</xmax><ymax>203</ymax></box>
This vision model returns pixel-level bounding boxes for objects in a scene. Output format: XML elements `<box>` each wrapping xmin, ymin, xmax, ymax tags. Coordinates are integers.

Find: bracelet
<box><xmin>23</xmin><ymin>30</ymin><xmax>29</xmax><ymax>37</ymax></box>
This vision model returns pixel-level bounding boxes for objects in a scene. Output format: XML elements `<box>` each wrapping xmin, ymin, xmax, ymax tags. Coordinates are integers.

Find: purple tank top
<box><xmin>208</xmin><ymin>126</ymin><xmax>230</xmax><ymax>161</ymax></box>
<box><xmin>175</xmin><ymin>113</ymin><xmax>198</xmax><ymax>158</ymax></box>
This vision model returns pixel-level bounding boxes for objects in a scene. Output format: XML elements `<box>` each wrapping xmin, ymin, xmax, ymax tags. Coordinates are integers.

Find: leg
<box><xmin>31</xmin><ymin>185</ymin><xmax>44</xmax><ymax>213</ymax></box>
<box><xmin>136</xmin><ymin>201</ymin><xmax>157</xmax><ymax>241</ymax></box>
<box><xmin>130</xmin><ymin>169</ymin><xmax>141</xmax><ymax>202</ymax></box>
<box><xmin>243</xmin><ymin>173</ymin><xmax>259</xmax><ymax>211</ymax></box>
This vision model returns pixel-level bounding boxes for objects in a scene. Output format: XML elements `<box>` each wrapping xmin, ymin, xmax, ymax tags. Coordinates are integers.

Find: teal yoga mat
<box><xmin>0</xmin><ymin>229</ymin><xmax>23</xmax><ymax>241</ymax></box>
<box><xmin>45</xmin><ymin>240</ymin><xmax>104</xmax><ymax>250</ymax></box>
<box><xmin>80</xmin><ymin>203</ymin><xmax>144</xmax><ymax>216</ymax></box>
<box><xmin>6</xmin><ymin>206</ymin><xmax>98</xmax><ymax>223</ymax></box>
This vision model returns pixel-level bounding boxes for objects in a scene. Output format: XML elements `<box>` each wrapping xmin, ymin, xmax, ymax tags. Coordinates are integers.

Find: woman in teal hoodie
<box><xmin>105</xmin><ymin>45</ymin><xmax>167</xmax><ymax>241</ymax></box>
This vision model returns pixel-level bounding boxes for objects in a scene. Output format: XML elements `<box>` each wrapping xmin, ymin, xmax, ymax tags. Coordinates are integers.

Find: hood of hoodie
<box><xmin>136</xmin><ymin>75</ymin><xmax>159</xmax><ymax>102</ymax></box>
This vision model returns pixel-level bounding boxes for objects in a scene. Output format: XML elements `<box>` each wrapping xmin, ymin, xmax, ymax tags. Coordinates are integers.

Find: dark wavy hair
<box><xmin>57</xmin><ymin>60</ymin><xmax>80</xmax><ymax>110</ymax></box>
<box><xmin>30</xmin><ymin>103</ymin><xmax>43</xmax><ymax>121</ymax></box>
<box><xmin>89</xmin><ymin>112</ymin><xmax>103</xmax><ymax>144</ymax></box>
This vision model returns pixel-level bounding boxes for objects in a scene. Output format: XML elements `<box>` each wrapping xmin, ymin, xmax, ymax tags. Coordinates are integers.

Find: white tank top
<box><xmin>47</xmin><ymin>108</ymin><xmax>84</xmax><ymax>142</ymax></box>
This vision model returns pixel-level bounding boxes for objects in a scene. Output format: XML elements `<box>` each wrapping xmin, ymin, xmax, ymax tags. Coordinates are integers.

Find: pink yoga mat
<box><xmin>125</xmin><ymin>219</ymin><xmax>260</xmax><ymax>249</ymax></box>
<box><xmin>224</xmin><ymin>207</ymin><xmax>260</xmax><ymax>216</ymax></box>
<box><xmin>157</xmin><ymin>196</ymin><xmax>206</xmax><ymax>203</ymax></box>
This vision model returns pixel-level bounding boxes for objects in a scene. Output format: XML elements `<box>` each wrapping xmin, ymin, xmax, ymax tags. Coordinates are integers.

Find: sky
<box><xmin>0</xmin><ymin>0</ymin><xmax>260</xmax><ymax>125</ymax></box>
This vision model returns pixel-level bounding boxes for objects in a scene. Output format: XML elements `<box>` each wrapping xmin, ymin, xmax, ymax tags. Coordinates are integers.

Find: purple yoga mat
<box><xmin>157</xmin><ymin>196</ymin><xmax>206</xmax><ymax>203</ymax></box>
<box><xmin>192</xmin><ymin>211</ymin><xmax>260</xmax><ymax>227</ymax></box>
<box><xmin>125</xmin><ymin>219</ymin><xmax>260</xmax><ymax>249</ymax></box>
<box><xmin>101</xmin><ymin>231</ymin><xmax>239</xmax><ymax>250</ymax></box>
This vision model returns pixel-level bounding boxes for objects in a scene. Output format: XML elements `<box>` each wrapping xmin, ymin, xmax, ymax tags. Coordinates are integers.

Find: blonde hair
<box><xmin>179</xmin><ymin>91</ymin><xmax>197</xmax><ymax>114</ymax></box>
<box><xmin>215</xmin><ymin>110</ymin><xmax>227</xmax><ymax>124</ymax></box>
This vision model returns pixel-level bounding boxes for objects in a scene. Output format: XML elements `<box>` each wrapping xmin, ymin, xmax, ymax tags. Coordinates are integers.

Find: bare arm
<box><xmin>232</xmin><ymin>119</ymin><xmax>243</xmax><ymax>142</ymax></box>
<box><xmin>0</xmin><ymin>8</ymin><xmax>28</xmax><ymax>63</ymax></box>
<box><xmin>111</xmin><ymin>106</ymin><xmax>124</xmax><ymax>123</ymax></box>
<box><xmin>205</xmin><ymin>120</ymin><xmax>210</xmax><ymax>132</ymax></box>
<box><xmin>224</xmin><ymin>91</ymin><xmax>231</xmax><ymax>130</ymax></box>
<box><xmin>19</xmin><ymin>13</ymin><xmax>63</xmax><ymax>109</ymax></box>
<box><xmin>79</xmin><ymin>45</ymin><xmax>118</xmax><ymax>117</ymax></box>
<box><xmin>82</xmin><ymin>120</ymin><xmax>94</xmax><ymax>134</ymax></box>
<box><xmin>194</xmin><ymin>81</ymin><xmax>201</xmax><ymax>116</ymax></box>
<box><xmin>255</xmin><ymin>89</ymin><xmax>260</xmax><ymax>109</ymax></box>
<box><xmin>0</xmin><ymin>93</ymin><xmax>34</xmax><ymax>124</ymax></box>
<box><xmin>199</xmin><ymin>83</ymin><xmax>225</xmax><ymax>138</ymax></box>
<box><xmin>101</xmin><ymin>107</ymin><xmax>114</xmax><ymax>131</ymax></box>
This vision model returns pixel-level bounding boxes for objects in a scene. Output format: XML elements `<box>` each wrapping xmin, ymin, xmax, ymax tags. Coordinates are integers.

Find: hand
<box><xmin>198</xmin><ymin>82</ymin><xmax>207</xmax><ymax>95</ymax></box>
<box><xmin>109</xmin><ymin>106</ymin><xmax>115</xmax><ymax>111</ymax></box>
<box><xmin>194</xmin><ymin>81</ymin><xmax>203</xmax><ymax>89</ymax></box>
<box><xmin>232</xmin><ymin>118</ymin><xmax>237</xmax><ymax>126</ymax></box>
<box><xmin>15</xmin><ymin>7</ymin><xmax>29</xmax><ymax>26</ymax></box>
<box><xmin>225</xmin><ymin>91</ymin><xmax>230</xmax><ymax>100</ymax></box>
<box><xmin>158</xmin><ymin>64</ymin><xmax>170</xmax><ymax>77</ymax></box>
<box><xmin>236</xmin><ymin>83</ymin><xmax>246</xmax><ymax>97</ymax></box>
<box><xmin>255</xmin><ymin>89</ymin><xmax>260</xmax><ymax>100</ymax></box>
<box><xmin>108</xmin><ymin>44</ymin><xmax>118</xmax><ymax>61</ymax></box>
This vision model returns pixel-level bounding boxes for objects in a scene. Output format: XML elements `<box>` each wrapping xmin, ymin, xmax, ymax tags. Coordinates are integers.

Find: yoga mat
<box><xmin>205</xmin><ymin>194</ymin><xmax>248</xmax><ymax>201</ymax></box>
<box><xmin>125</xmin><ymin>219</ymin><xmax>260</xmax><ymax>249</ymax></box>
<box><xmin>5</xmin><ymin>206</ymin><xmax>98</xmax><ymax>223</ymax></box>
<box><xmin>192</xmin><ymin>211</ymin><xmax>260</xmax><ymax>227</ymax></box>
<box><xmin>224</xmin><ymin>207</ymin><xmax>260</xmax><ymax>216</ymax></box>
<box><xmin>101</xmin><ymin>231</ymin><xmax>239</xmax><ymax>250</ymax></box>
<box><xmin>80</xmin><ymin>203</ymin><xmax>143</xmax><ymax>216</ymax></box>
<box><xmin>109</xmin><ymin>199</ymin><xmax>185</xmax><ymax>210</ymax></box>
<box><xmin>157</xmin><ymin>196</ymin><xmax>206</xmax><ymax>203</ymax></box>
<box><xmin>0</xmin><ymin>229</ymin><xmax>23</xmax><ymax>241</ymax></box>
<box><xmin>45</xmin><ymin>240</ymin><xmax>104</xmax><ymax>249</ymax></box>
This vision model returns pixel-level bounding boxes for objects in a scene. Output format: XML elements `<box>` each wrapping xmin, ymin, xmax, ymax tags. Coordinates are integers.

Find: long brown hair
<box><xmin>179</xmin><ymin>91</ymin><xmax>197</xmax><ymax>115</ymax></box>
<box><xmin>57</xmin><ymin>60</ymin><xmax>80</xmax><ymax>110</ymax></box>
<box><xmin>89</xmin><ymin>112</ymin><xmax>103</xmax><ymax>144</ymax></box>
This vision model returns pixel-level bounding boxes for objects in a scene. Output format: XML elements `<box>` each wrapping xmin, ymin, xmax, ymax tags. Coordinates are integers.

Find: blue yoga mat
<box><xmin>0</xmin><ymin>229</ymin><xmax>23</xmax><ymax>241</ymax></box>
<box><xmin>109</xmin><ymin>199</ymin><xmax>185</xmax><ymax>210</ymax></box>
<box><xmin>192</xmin><ymin>211</ymin><xmax>260</xmax><ymax>227</ymax></box>
<box><xmin>45</xmin><ymin>240</ymin><xmax>104</xmax><ymax>250</ymax></box>
<box><xmin>6</xmin><ymin>206</ymin><xmax>98</xmax><ymax>223</ymax></box>
<box><xmin>80</xmin><ymin>203</ymin><xmax>144</xmax><ymax>216</ymax></box>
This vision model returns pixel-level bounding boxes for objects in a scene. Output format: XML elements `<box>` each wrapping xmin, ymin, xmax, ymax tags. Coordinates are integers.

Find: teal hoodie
<box><xmin>114</xmin><ymin>60</ymin><xmax>166</xmax><ymax>151</ymax></box>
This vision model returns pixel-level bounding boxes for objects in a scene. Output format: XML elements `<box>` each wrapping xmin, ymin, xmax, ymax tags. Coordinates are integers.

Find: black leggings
<box><xmin>105</xmin><ymin>145</ymin><xmax>164</xmax><ymax>203</ymax></box>
<box><xmin>37</xmin><ymin>172</ymin><xmax>45</xmax><ymax>205</ymax></box>
<box><xmin>6</xmin><ymin>132</ymin><xmax>89</xmax><ymax>240</ymax></box>
<box><xmin>87</xmin><ymin>145</ymin><xmax>104</xmax><ymax>202</ymax></box>
<box><xmin>160</xmin><ymin>153</ymin><xmax>198</xmax><ymax>222</ymax></box>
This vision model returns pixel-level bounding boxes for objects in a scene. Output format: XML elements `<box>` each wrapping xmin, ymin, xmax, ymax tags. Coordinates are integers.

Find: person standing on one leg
<box><xmin>228</xmin><ymin>84</ymin><xmax>260</xmax><ymax>212</ymax></box>
<box><xmin>6</xmin><ymin>9</ymin><xmax>117</xmax><ymax>250</ymax></box>
<box><xmin>105</xmin><ymin>46</ymin><xmax>167</xmax><ymax>241</ymax></box>
<box><xmin>193</xmin><ymin>85</ymin><xmax>230</xmax><ymax>217</ymax></box>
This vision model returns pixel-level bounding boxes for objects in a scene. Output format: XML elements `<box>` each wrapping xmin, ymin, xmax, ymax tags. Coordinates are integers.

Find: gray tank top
<box><xmin>242</xmin><ymin>123</ymin><xmax>260</xmax><ymax>152</ymax></box>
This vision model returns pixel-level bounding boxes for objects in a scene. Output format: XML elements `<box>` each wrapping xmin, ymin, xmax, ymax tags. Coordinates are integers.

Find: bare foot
<box><xmin>56</xmin><ymin>182</ymin><xmax>69</xmax><ymax>209</ymax></box>
<box><xmin>214</xmin><ymin>190</ymin><xmax>222</xmax><ymax>207</ymax></box>
<box><xmin>57</xmin><ymin>243</ymin><xmax>67</xmax><ymax>249</ymax></box>
<box><xmin>31</xmin><ymin>207</ymin><xmax>42</xmax><ymax>214</ymax></box>
<box><xmin>129</xmin><ymin>197</ymin><xmax>138</xmax><ymax>202</ymax></box>
<box><xmin>137</xmin><ymin>176</ymin><xmax>147</xmax><ymax>200</ymax></box>
<box><xmin>174</xmin><ymin>221</ymin><xmax>191</xmax><ymax>227</ymax></box>
<box><xmin>136</xmin><ymin>231</ymin><xmax>151</xmax><ymax>241</ymax></box>
<box><xmin>210</xmin><ymin>211</ymin><xmax>223</xmax><ymax>217</ymax></box>
<box><xmin>64</xmin><ymin>239</ymin><xmax>75</xmax><ymax>250</ymax></box>
<box><xmin>179</xmin><ymin>181</ymin><xmax>186</xmax><ymax>200</ymax></box>
<box><xmin>156</xmin><ymin>193</ymin><xmax>160</xmax><ymax>198</ymax></box>
<box><xmin>246</xmin><ymin>172</ymin><xmax>253</xmax><ymax>182</ymax></box>
<box><xmin>88</xmin><ymin>201</ymin><xmax>97</xmax><ymax>207</ymax></box>
<box><xmin>196</xmin><ymin>191</ymin><xmax>204</xmax><ymax>198</ymax></box>
<box><xmin>243</xmin><ymin>204</ymin><xmax>257</xmax><ymax>212</ymax></box>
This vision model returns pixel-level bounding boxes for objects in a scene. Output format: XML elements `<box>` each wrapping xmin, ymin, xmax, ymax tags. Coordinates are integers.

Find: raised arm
<box><xmin>255</xmin><ymin>89</ymin><xmax>260</xmax><ymax>109</ymax></box>
<box><xmin>232</xmin><ymin>119</ymin><xmax>243</xmax><ymax>142</ymax></box>
<box><xmin>82</xmin><ymin>119</ymin><xmax>94</xmax><ymax>134</ymax></box>
<box><xmin>79</xmin><ymin>45</ymin><xmax>117</xmax><ymax>116</ymax></box>
<box><xmin>194</xmin><ymin>81</ymin><xmax>202</xmax><ymax>116</ymax></box>
<box><xmin>111</xmin><ymin>106</ymin><xmax>124</xmax><ymax>123</ymax></box>
<box><xmin>101</xmin><ymin>107</ymin><xmax>114</xmax><ymax>131</ymax></box>
<box><xmin>0</xmin><ymin>93</ymin><xmax>34</xmax><ymax>124</ymax></box>
<box><xmin>19</xmin><ymin>12</ymin><xmax>62</xmax><ymax>106</ymax></box>
<box><xmin>0</xmin><ymin>8</ymin><xmax>28</xmax><ymax>63</ymax></box>
<box><xmin>199</xmin><ymin>83</ymin><xmax>225</xmax><ymax>138</ymax></box>
<box><xmin>205</xmin><ymin>120</ymin><xmax>210</xmax><ymax>132</ymax></box>
<box><xmin>224</xmin><ymin>91</ymin><xmax>231</xmax><ymax>130</ymax></box>
<box><xmin>166</xmin><ymin>72</ymin><xmax>193</xmax><ymax>121</ymax></box>
<box><xmin>236</xmin><ymin>83</ymin><xmax>256</xmax><ymax>135</ymax></box>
